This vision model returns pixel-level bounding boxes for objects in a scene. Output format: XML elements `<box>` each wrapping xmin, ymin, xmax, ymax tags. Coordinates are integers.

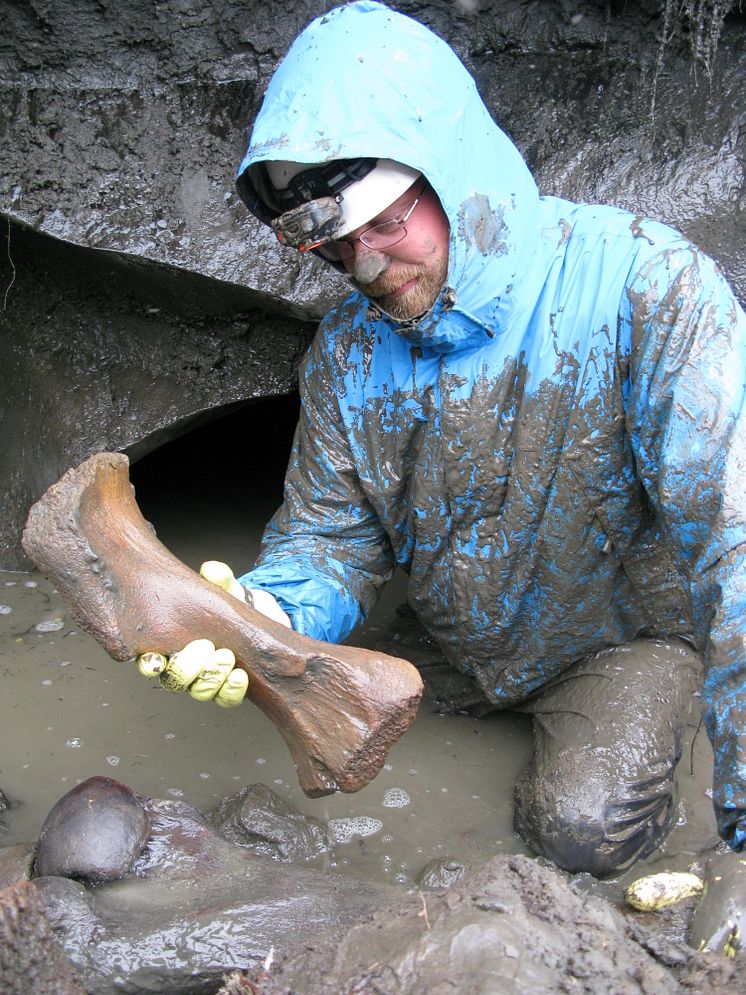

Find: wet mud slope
<box><xmin>1</xmin><ymin>0</ymin><xmax>745</xmax><ymax>568</ymax></box>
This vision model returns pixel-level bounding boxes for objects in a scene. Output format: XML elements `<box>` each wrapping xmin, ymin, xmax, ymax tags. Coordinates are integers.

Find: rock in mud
<box><xmin>688</xmin><ymin>849</ymin><xmax>746</xmax><ymax>956</ymax></box>
<box><xmin>209</xmin><ymin>783</ymin><xmax>330</xmax><ymax>861</ymax></box>
<box><xmin>32</xmin><ymin>792</ymin><xmax>397</xmax><ymax>994</ymax></box>
<box><xmin>34</xmin><ymin>776</ymin><xmax>149</xmax><ymax>882</ymax></box>
<box><xmin>0</xmin><ymin>843</ymin><xmax>36</xmax><ymax>891</ymax></box>
<box><xmin>20</xmin><ymin>782</ymin><xmax>743</xmax><ymax>995</ymax></box>
<box><xmin>415</xmin><ymin>855</ymin><xmax>467</xmax><ymax>890</ymax></box>
<box><xmin>0</xmin><ymin>789</ymin><xmax>8</xmax><ymax>835</ymax></box>
<box><xmin>0</xmin><ymin>879</ymin><xmax>86</xmax><ymax>994</ymax></box>
<box><xmin>276</xmin><ymin>853</ymin><xmax>685</xmax><ymax>994</ymax></box>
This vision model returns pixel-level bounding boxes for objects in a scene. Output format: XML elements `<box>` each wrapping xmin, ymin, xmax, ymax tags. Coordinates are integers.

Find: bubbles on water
<box><xmin>164</xmin><ymin>732</ymin><xmax>175</xmax><ymax>740</ymax></box>
<box><xmin>106</xmin><ymin>755</ymin><xmax>120</xmax><ymax>766</ymax></box>
<box><xmin>24</xmin><ymin>581</ymin><xmax>38</xmax><ymax>588</ymax></box>
<box><xmin>0</xmin><ymin>605</ymin><xmax>11</xmax><ymax>614</ymax></box>
<box><xmin>382</xmin><ymin>787</ymin><xmax>410</xmax><ymax>809</ymax></box>
<box><xmin>166</xmin><ymin>787</ymin><xmax>185</xmax><ymax>797</ymax></box>
<box><xmin>199</xmin><ymin>772</ymin><xmax>210</xmax><ymax>779</ymax></box>
<box><xmin>4</xmin><ymin>581</ymin><xmax>17</xmax><ymax>586</ymax></box>
<box><xmin>255</xmin><ymin>757</ymin><xmax>266</xmax><ymax>765</ymax></box>
<box><xmin>383</xmin><ymin>763</ymin><xmax>393</xmax><ymax>771</ymax></box>
<box><xmin>328</xmin><ymin>816</ymin><xmax>384</xmax><ymax>844</ymax></box>
<box><xmin>59</xmin><ymin>660</ymin><xmax>71</xmax><ymax>668</ymax></box>
<box><xmin>65</xmin><ymin>738</ymin><xmax>82</xmax><ymax>749</ymax></box>
<box><xmin>35</xmin><ymin>619</ymin><xmax>64</xmax><ymax>632</ymax></box>
<box><xmin>41</xmin><ymin>679</ymin><xmax>53</xmax><ymax>686</ymax></box>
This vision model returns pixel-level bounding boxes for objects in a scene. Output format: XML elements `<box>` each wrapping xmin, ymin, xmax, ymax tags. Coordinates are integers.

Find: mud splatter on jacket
<box><xmin>236</xmin><ymin>2</ymin><xmax>746</xmax><ymax>847</ymax></box>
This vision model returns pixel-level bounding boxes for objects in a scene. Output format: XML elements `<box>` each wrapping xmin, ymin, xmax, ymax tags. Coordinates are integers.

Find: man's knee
<box><xmin>514</xmin><ymin>754</ymin><xmax>678</xmax><ymax>878</ymax></box>
<box><xmin>512</xmin><ymin>638</ymin><xmax>700</xmax><ymax>877</ymax></box>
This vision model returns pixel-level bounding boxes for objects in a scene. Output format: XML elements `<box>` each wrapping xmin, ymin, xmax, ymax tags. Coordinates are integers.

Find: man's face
<box><xmin>343</xmin><ymin>183</ymin><xmax>450</xmax><ymax>321</ymax></box>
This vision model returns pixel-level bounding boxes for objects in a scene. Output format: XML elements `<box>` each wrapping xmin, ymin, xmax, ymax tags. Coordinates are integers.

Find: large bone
<box><xmin>21</xmin><ymin>452</ymin><xmax>423</xmax><ymax>797</ymax></box>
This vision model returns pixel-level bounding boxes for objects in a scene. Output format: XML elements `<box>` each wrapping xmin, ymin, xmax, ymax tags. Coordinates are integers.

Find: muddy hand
<box><xmin>135</xmin><ymin>561</ymin><xmax>288</xmax><ymax>707</ymax></box>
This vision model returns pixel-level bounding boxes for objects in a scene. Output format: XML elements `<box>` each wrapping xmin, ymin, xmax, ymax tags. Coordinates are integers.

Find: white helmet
<box><xmin>265</xmin><ymin>158</ymin><xmax>420</xmax><ymax>240</ymax></box>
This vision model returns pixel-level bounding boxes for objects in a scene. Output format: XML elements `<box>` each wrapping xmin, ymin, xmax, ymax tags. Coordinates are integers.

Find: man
<box><xmin>141</xmin><ymin>1</ymin><xmax>746</xmax><ymax>877</ymax></box>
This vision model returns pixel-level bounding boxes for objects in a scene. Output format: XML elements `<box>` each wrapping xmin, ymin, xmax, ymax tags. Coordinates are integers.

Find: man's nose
<box><xmin>347</xmin><ymin>242</ymin><xmax>390</xmax><ymax>285</ymax></box>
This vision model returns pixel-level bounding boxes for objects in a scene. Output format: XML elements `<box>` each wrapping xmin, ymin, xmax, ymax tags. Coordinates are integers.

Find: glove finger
<box><xmin>200</xmin><ymin>561</ymin><xmax>247</xmax><ymax>602</ymax></box>
<box><xmin>214</xmin><ymin>668</ymin><xmax>249</xmax><ymax>708</ymax></box>
<box><xmin>137</xmin><ymin>651</ymin><xmax>169</xmax><ymax>677</ymax></box>
<box><xmin>189</xmin><ymin>648</ymin><xmax>236</xmax><ymax>702</ymax></box>
<box><xmin>160</xmin><ymin>638</ymin><xmax>216</xmax><ymax>693</ymax></box>
<box><xmin>249</xmin><ymin>588</ymin><xmax>292</xmax><ymax>627</ymax></box>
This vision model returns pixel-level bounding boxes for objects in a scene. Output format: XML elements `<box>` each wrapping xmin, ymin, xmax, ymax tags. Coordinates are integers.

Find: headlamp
<box><xmin>236</xmin><ymin>156</ymin><xmax>421</xmax><ymax>261</ymax></box>
<box><xmin>270</xmin><ymin>196</ymin><xmax>344</xmax><ymax>251</ymax></box>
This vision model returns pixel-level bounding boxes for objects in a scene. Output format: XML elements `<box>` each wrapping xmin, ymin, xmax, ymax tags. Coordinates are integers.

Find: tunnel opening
<box><xmin>129</xmin><ymin>392</ymin><xmax>300</xmax><ymax>574</ymax></box>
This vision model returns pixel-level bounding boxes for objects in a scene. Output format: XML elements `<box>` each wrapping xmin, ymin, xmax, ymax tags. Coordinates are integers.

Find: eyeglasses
<box><xmin>315</xmin><ymin>181</ymin><xmax>427</xmax><ymax>262</ymax></box>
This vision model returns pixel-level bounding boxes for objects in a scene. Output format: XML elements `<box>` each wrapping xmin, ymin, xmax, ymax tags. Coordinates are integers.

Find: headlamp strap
<box><xmin>277</xmin><ymin>158</ymin><xmax>376</xmax><ymax>211</ymax></box>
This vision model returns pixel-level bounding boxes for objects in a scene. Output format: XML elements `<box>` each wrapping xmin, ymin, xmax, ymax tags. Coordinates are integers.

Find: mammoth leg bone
<box><xmin>21</xmin><ymin>452</ymin><xmax>423</xmax><ymax>797</ymax></box>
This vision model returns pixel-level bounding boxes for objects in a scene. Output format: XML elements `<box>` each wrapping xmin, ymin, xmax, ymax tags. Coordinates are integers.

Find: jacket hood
<box><xmin>238</xmin><ymin>0</ymin><xmax>544</xmax><ymax>352</ymax></box>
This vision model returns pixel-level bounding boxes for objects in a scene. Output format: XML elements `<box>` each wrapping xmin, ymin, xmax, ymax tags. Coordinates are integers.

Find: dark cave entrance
<box><xmin>129</xmin><ymin>392</ymin><xmax>301</xmax><ymax>573</ymax></box>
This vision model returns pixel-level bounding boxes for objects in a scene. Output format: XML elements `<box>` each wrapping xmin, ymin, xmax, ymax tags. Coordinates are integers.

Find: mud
<box><xmin>28</xmin><ymin>790</ymin><xmax>399</xmax><ymax>994</ymax></box>
<box><xmin>4</xmin><ymin>777</ymin><xmax>745</xmax><ymax>993</ymax></box>
<box><xmin>0</xmin><ymin>222</ymin><xmax>315</xmax><ymax>569</ymax></box>
<box><xmin>275</xmin><ymin>853</ymin><xmax>687</xmax><ymax>994</ymax></box>
<box><xmin>0</xmin><ymin>405</ymin><xmax>741</xmax><ymax>993</ymax></box>
<box><xmin>0</xmin><ymin>880</ymin><xmax>87</xmax><ymax>995</ymax></box>
<box><xmin>1</xmin><ymin>0</ymin><xmax>745</xmax><ymax>569</ymax></box>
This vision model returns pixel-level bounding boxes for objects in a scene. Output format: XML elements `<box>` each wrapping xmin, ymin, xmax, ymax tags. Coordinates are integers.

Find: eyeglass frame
<box><xmin>314</xmin><ymin>178</ymin><xmax>428</xmax><ymax>262</ymax></box>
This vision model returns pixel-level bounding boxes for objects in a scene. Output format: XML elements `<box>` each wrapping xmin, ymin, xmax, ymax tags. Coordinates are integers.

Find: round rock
<box><xmin>416</xmin><ymin>856</ymin><xmax>467</xmax><ymax>890</ymax></box>
<box><xmin>35</xmin><ymin>776</ymin><xmax>149</xmax><ymax>882</ymax></box>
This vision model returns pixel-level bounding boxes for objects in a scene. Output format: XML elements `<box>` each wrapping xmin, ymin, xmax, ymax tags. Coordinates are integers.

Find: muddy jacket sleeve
<box><xmin>626</xmin><ymin>244</ymin><xmax>746</xmax><ymax>849</ymax></box>
<box><xmin>238</xmin><ymin>330</ymin><xmax>396</xmax><ymax>643</ymax></box>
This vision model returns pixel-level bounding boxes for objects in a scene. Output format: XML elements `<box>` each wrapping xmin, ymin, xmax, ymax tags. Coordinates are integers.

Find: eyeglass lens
<box><xmin>317</xmin><ymin>186</ymin><xmax>423</xmax><ymax>262</ymax></box>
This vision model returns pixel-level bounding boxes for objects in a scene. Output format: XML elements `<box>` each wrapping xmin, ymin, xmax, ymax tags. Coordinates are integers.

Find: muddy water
<box><xmin>0</xmin><ymin>400</ymin><xmax>721</xmax><ymax>892</ymax></box>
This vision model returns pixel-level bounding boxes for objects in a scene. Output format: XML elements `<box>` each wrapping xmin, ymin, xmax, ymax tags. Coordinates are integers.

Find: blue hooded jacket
<box><xmin>237</xmin><ymin>1</ymin><xmax>746</xmax><ymax>848</ymax></box>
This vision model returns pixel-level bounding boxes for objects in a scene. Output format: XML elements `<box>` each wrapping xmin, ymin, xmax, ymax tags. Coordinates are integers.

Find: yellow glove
<box><xmin>135</xmin><ymin>560</ymin><xmax>284</xmax><ymax>708</ymax></box>
<box><xmin>201</xmin><ymin>560</ymin><xmax>291</xmax><ymax>628</ymax></box>
<box><xmin>137</xmin><ymin>639</ymin><xmax>248</xmax><ymax>707</ymax></box>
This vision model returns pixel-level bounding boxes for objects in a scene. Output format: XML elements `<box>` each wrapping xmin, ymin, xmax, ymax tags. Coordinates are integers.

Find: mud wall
<box><xmin>1</xmin><ymin>0</ymin><xmax>744</xmax><ymax>567</ymax></box>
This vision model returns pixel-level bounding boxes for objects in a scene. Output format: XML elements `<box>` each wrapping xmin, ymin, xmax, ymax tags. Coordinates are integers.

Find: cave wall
<box><xmin>1</xmin><ymin>0</ymin><xmax>744</xmax><ymax>567</ymax></box>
